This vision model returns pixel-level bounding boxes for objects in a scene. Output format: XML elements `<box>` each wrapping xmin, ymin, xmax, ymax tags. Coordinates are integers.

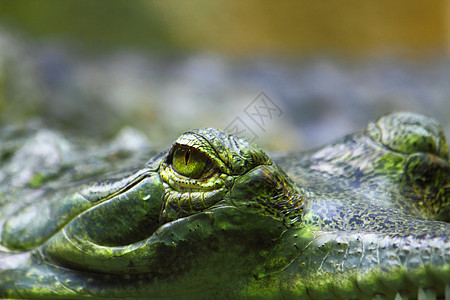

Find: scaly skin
<box><xmin>0</xmin><ymin>112</ymin><xmax>448</xmax><ymax>299</ymax></box>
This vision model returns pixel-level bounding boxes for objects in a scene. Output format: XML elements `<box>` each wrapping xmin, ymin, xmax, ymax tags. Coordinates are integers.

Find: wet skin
<box><xmin>0</xmin><ymin>112</ymin><xmax>449</xmax><ymax>299</ymax></box>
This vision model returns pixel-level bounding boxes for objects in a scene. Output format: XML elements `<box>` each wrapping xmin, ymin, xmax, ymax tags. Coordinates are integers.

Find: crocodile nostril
<box><xmin>366</xmin><ymin>112</ymin><xmax>448</xmax><ymax>159</ymax></box>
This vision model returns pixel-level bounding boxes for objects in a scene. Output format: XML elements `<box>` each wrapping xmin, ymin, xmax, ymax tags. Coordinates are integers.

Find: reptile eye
<box><xmin>171</xmin><ymin>145</ymin><xmax>212</xmax><ymax>179</ymax></box>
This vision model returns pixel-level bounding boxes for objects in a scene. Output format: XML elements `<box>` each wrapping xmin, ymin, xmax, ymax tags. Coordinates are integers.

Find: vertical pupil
<box><xmin>184</xmin><ymin>148</ymin><xmax>191</xmax><ymax>165</ymax></box>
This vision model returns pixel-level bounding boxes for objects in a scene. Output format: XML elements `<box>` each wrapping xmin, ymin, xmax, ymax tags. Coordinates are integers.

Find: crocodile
<box><xmin>0</xmin><ymin>112</ymin><xmax>449</xmax><ymax>299</ymax></box>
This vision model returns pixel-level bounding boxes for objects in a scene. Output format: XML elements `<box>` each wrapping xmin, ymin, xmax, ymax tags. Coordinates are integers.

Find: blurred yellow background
<box><xmin>0</xmin><ymin>0</ymin><xmax>448</xmax><ymax>56</ymax></box>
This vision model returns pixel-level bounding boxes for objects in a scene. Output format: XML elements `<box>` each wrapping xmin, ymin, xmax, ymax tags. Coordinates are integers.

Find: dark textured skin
<box><xmin>0</xmin><ymin>112</ymin><xmax>448</xmax><ymax>299</ymax></box>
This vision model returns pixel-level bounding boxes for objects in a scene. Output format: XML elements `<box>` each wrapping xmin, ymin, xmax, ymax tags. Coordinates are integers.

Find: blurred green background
<box><xmin>0</xmin><ymin>0</ymin><xmax>449</xmax><ymax>150</ymax></box>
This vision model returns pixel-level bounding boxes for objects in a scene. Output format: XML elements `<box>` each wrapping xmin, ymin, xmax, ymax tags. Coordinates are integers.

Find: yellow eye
<box><xmin>171</xmin><ymin>146</ymin><xmax>211</xmax><ymax>179</ymax></box>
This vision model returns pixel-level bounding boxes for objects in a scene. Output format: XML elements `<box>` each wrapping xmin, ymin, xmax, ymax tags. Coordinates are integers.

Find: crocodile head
<box><xmin>0</xmin><ymin>112</ymin><xmax>448</xmax><ymax>299</ymax></box>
